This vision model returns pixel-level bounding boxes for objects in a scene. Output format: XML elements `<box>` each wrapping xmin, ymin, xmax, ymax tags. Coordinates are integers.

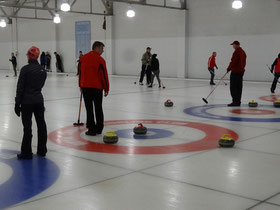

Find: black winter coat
<box><xmin>15</xmin><ymin>60</ymin><xmax>47</xmax><ymax>105</ymax></box>
<box><xmin>151</xmin><ymin>57</ymin><xmax>159</xmax><ymax>72</ymax></box>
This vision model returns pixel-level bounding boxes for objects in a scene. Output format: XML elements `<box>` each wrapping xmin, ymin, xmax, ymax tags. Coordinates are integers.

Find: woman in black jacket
<box><xmin>15</xmin><ymin>46</ymin><xmax>47</xmax><ymax>159</ymax></box>
<box><xmin>148</xmin><ymin>54</ymin><xmax>161</xmax><ymax>88</ymax></box>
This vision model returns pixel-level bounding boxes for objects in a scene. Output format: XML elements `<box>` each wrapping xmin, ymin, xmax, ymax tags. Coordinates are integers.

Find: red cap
<box><xmin>27</xmin><ymin>46</ymin><xmax>40</xmax><ymax>60</ymax></box>
<box><xmin>230</xmin><ymin>41</ymin><xmax>240</xmax><ymax>45</ymax></box>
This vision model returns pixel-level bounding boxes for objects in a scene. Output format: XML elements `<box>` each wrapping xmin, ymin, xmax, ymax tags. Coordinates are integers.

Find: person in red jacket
<box><xmin>270</xmin><ymin>53</ymin><xmax>280</xmax><ymax>94</ymax></box>
<box><xmin>79</xmin><ymin>41</ymin><xmax>110</xmax><ymax>136</ymax></box>
<box><xmin>227</xmin><ymin>41</ymin><xmax>247</xmax><ymax>107</ymax></box>
<box><xmin>208</xmin><ymin>52</ymin><xmax>218</xmax><ymax>85</ymax></box>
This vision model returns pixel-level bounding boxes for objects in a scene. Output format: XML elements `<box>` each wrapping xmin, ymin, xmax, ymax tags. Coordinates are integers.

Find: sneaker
<box><xmin>227</xmin><ymin>103</ymin><xmax>240</xmax><ymax>107</ymax></box>
<box><xmin>17</xmin><ymin>153</ymin><xmax>33</xmax><ymax>160</ymax></box>
<box><xmin>139</xmin><ymin>82</ymin><xmax>144</xmax><ymax>86</ymax></box>
<box><xmin>210</xmin><ymin>82</ymin><xmax>216</xmax><ymax>85</ymax></box>
<box><xmin>85</xmin><ymin>131</ymin><xmax>96</xmax><ymax>136</ymax></box>
<box><xmin>148</xmin><ymin>85</ymin><xmax>153</xmax><ymax>88</ymax></box>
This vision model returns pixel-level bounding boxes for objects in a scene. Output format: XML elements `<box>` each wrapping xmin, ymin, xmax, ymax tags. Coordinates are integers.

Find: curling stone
<box><xmin>164</xmin><ymin>99</ymin><xmax>173</xmax><ymax>107</ymax></box>
<box><xmin>133</xmin><ymin>123</ymin><xmax>147</xmax><ymax>135</ymax></box>
<box><xmin>248</xmin><ymin>100</ymin><xmax>258</xmax><ymax>107</ymax></box>
<box><xmin>5</xmin><ymin>75</ymin><xmax>9</xmax><ymax>77</ymax></box>
<box><xmin>219</xmin><ymin>134</ymin><xmax>235</xmax><ymax>148</ymax></box>
<box><xmin>274</xmin><ymin>100</ymin><xmax>280</xmax><ymax>108</ymax></box>
<box><xmin>103</xmin><ymin>131</ymin><xmax>118</xmax><ymax>144</ymax></box>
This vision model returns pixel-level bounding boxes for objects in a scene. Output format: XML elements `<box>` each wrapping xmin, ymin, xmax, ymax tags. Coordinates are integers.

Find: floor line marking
<box><xmin>246</xmin><ymin>192</ymin><xmax>280</xmax><ymax>210</ymax></box>
<box><xmin>140</xmin><ymin>171</ymin><xmax>261</xmax><ymax>203</ymax></box>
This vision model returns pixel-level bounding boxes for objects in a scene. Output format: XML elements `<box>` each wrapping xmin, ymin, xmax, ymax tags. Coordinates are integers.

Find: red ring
<box><xmin>259</xmin><ymin>95</ymin><xmax>280</xmax><ymax>102</ymax></box>
<box><xmin>48</xmin><ymin>120</ymin><xmax>239</xmax><ymax>154</ymax></box>
<box><xmin>230</xmin><ymin>109</ymin><xmax>275</xmax><ymax>115</ymax></box>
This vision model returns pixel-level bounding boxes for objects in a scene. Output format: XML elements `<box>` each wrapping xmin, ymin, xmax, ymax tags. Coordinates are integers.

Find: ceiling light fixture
<box><xmin>232</xmin><ymin>0</ymin><xmax>243</xmax><ymax>9</ymax></box>
<box><xmin>53</xmin><ymin>14</ymin><xmax>61</xmax><ymax>24</ymax></box>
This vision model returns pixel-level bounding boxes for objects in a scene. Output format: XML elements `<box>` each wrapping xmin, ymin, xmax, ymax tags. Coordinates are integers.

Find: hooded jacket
<box><xmin>151</xmin><ymin>54</ymin><xmax>159</xmax><ymax>72</ymax></box>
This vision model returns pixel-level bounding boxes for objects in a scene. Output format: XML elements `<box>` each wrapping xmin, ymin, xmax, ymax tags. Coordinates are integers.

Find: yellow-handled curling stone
<box><xmin>103</xmin><ymin>131</ymin><xmax>119</xmax><ymax>144</ymax></box>
<box><xmin>219</xmin><ymin>134</ymin><xmax>235</xmax><ymax>148</ymax></box>
<box><xmin>248</xmin><ymin>100</ymin><xmax>258</xmax><ymax>107</ymax></box>
<box><xmin>274</xmin><ymin>100</ymin><xmax>280</xmax><ymax>108</ymax></box>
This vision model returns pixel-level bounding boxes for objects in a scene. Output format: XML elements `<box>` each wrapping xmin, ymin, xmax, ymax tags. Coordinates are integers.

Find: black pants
<box><xmin>271</xmin><ymin>73</ymin><xmax>280</xmax><ymax>92</ymax></box>
<box><xmin>208</xmin><ymin>68</ymin><xmax>215</xmax><ymax>83</ymax></box>
<box><xmin>56</xmin><ymin>62</ymin><xmax>63</xmax><ymax>72</ymax></box>
<box><xmin>139</xmin><ymin>64</ymin><xmax>151</xmax><ymax>84</ymax></box>
<box><xmin>151</xmin><ymin>70</ymin><xmax>161</xmax><ymax>86</ymax></box>
<box><xmin>82</xmin><ymin>88</ymin><xmax>104</xmax><ymax>133</ymax></box>
<box><xmin>230</xmin><ymin>72</ymin><xmax>244</xmax><ymax>104</ymax></box>
<box><xmin>12</xmin><ymin>64</ymin><xmax>17</xmax><ymax>76</ymax></box>
<box><xmin>21</xmin><ymin>103</ymin><xmax>47</xmax><ymax>156</ymax></box>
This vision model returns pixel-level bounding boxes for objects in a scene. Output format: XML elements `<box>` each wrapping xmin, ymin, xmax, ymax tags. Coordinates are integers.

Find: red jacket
<box><xmin>79</xmin><ymin>51</ymin><xmax>109</xmax><ymax>92</ymax></box>
<box><xmin>208</xmin><ymin>55</ymin><xmax>217</xmax><ymax>69</ymax></box>
<box><xmin>228</xmin><ymin>47</ymin><xmax>247</xmax><ymax>73</ymax></box>
<box><xmin>273</xmin><ymin>58</ymin><xmax>280</xmax><ymax>73</ymax></box>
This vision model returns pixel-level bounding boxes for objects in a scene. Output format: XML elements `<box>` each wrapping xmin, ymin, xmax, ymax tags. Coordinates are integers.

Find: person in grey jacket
<box><xmin>139</xmin><ymin>47</ymin><xmax>152</xmax><ymax>85</ymax></box>
<box><xmin>15</xmin><ymin>46</ymin><xmax>47</xmax><ymax>159</ymax></box>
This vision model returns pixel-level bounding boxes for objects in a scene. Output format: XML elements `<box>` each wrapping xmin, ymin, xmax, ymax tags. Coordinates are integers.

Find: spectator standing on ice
<box><xmin>9</xmin><ymin>52</ymin><xmax>17</xmax><ymax>77</ymax></box>
<box><xmin>45</xmin><ymin>52</ymin><xmax>51</xmax><ymax>72</ymax></box>
<box><xmin>77</xmin><ymin>50</ymin><xmax>83</xmax><ymax>75</ymax></box>
<box><xmin>227</xmin><ymin>41</ymin><xmax>247</xmax><ymax>107</ymax></box>
<box><xmin>40</xmin><ymin>51</ymin><xmax>46</xmax><ymax>69</ymax></box>
<box><xmin>54</xmin><ymin>52</ymin><xmax>63</xmax><ymax>72</ymax></box>
<box><xmin>15</xmin><ymin>46</ymin><xmax>47</xmax><ymax>159</ymax></box>
<box><xmin>208</xmin><ymin>52</ymin><xmax>218</xmax><ymax>85</ymax></box>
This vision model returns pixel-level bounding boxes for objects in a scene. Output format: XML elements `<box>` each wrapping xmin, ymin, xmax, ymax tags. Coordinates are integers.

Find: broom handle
<box><xmin>78</xmin><ymin>92</ymin><xmax>83</xmax><ymax>122</ymax></box>
<box><xmin>205</xmin><ymin>71</ymin><xmax>228</xmax><ymax>99</ymax></box>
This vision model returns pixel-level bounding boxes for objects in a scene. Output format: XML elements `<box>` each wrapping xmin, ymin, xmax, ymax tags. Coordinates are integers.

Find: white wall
<box><xmin>1</xmin><ymin>0</ymin><xmax>280</xmax><ymax>82</ymax></box>
<box><xmin>0</xmin><ymin>1</ymin><xmax>111</xmax><ymax>74</ymax></box>
<box><xmin>187</xmin><ymin>0</ymin><xmax>280</xmax><ymax>81</ymax></box>
<box><xmin>112</xmin><ymin>3</ymin><xmax>187</xmax><ymax>78</ymax></box>
<box><xmin>55</xmin><ymin>13</ymin><xmax>113</xmax><ymax>74</ymax></box>
<box><xmin>16</xmin><ymin>18</ymin><xmax>56</xmax><ymax>71</ymax></box>
<box><xmin>0</xmin><ymin>25</ymin><xmax>13</xmax><ymax>70</ymax></box>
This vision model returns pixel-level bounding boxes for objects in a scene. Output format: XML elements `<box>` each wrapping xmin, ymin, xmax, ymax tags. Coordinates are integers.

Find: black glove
<box><xmin>227</xmin><ymin>68</ymin><xmax>230</xmax><ymax>73</ymax></box>
<box><xmin>216</xmin><ymin>66</ymin><xmax>218</xmax><ymax>70</ymax></box>
<box><xmin>271</xmin><ymin>69</ymin><xmax>273</xmax><ymax>73</ymax></box>
<box><xmin>14</xmin><ymin>104</ymin><xmax>21</xmax><ymax>117</ymax></box>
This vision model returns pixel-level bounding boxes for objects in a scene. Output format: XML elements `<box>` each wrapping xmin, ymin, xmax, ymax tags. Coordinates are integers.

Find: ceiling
<box><xmin>0</xmin><ymin>0</ymin><xmax>187</xmax><ymax>22</ymax></box>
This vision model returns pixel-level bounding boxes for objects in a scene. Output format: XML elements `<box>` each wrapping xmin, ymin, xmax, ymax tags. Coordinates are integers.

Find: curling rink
<box><xmin>1</xmin><ymin>71</ymin><xmax>280</xmax><ymax>210</ymax></box>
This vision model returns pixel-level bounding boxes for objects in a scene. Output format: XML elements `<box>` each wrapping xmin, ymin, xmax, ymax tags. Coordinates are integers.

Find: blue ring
<box><xmin>184</xmin><ymin>104</ymin><xmax>280</xmax><ymax>122</ymax></box>
<box><xmin>115</xmin><ymin>128</ymin><xmax>174</xmax><ymax>140</ymax></box>
<box><xmin>0</xmin><ymin>149</ymin><xmax>60</xmax><ymax>209</ymax></box>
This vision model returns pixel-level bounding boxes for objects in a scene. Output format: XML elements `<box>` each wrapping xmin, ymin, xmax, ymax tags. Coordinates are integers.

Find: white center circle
<box><xmin>0</xmin><ymin>162</ymin><xmax>13</xmax><ymax>185</ymax></box>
